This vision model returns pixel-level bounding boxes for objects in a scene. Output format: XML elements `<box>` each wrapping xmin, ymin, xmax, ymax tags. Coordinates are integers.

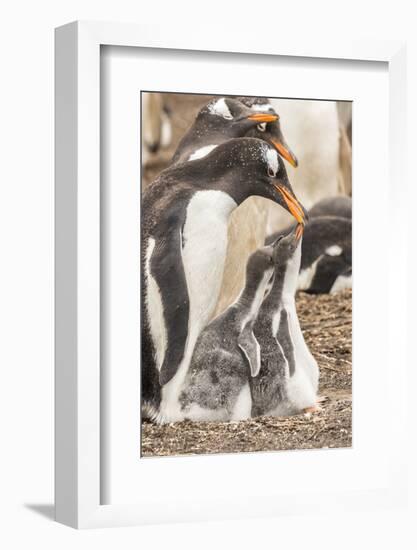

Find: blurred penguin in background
<box><xmin>337</xmin><ymin>102</ymin><xmax>352</xmax><ymax>196</ymax></box>
<box><xmin>308</xmin><ymin>195</ymin><xmax>352</xmax><ymax>220</ymax></box>
<box><xmin>141</xmin><ymin>93</ymin><xmax>172</xmax><ymax>167</ymax></box>
<box><xmin>266</xmin><ymin>215</ymin><xmax>352</xmax><ymax>295</ymax></box>
<box><xmin>267</xmin><ymin>99</ymin><xmax>351</xmax><ymax>234</ymax></box>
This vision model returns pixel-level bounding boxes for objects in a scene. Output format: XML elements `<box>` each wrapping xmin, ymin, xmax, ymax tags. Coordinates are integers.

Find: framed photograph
<box><xmin>55</xmin><ymin>21</ymin><xmax>407</xmax><ymax>528</ymax></box>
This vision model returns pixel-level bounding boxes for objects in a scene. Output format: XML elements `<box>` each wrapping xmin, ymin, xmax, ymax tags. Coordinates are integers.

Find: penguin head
<box><xmin>237</xmin><ymin>97</ymin><xmax>298</xmax><ymax>168</ymax></box>
<box><xmin>197</xmin><ymin>97</ymin><xmax>279</xmax><ymax>137</ymax></box>
<box><xmin>245</xmin><ymin>245</ymin><xmax>275</xmax><ymax>294</ymax></box>
<box><xmin>270</xmin><ymin>223</ymin><xmax>304</xmax><ymax>265</ymax></box>
<box><xmin>199</xmin><ymin>137</ymin><xmax>306</xmax><ymax>224</ymax></box>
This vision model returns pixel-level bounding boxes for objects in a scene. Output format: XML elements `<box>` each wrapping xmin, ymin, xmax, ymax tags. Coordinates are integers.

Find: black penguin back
<box><xmin>308</xmin><ymin>196</ymin><xmax>352</xmax><ymax>220</ymax></box>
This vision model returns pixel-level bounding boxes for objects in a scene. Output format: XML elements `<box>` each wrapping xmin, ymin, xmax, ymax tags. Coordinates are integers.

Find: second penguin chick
<box><xmin>179</xmin><ymin>246</ymin><xmax>275</xmax><ymax>422</ymax></box>
<box><xmin>252</xmin><ymin>225</ymin><xmax>320</xmax><ymax>417</ymax></box>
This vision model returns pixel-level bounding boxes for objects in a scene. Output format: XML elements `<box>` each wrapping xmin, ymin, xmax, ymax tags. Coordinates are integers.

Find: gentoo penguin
<box><xmin>308</xmin><ymin>195</ymin><xmax>352</xmax><ymax>220</ymax></box>
<box><xmin>252</xmin><ymin>224</ymin><xmax>319</xmax><ymax>416</ymax></box>
<box><xmin>236</xmin><ymin>96</ymin><xmax>298</xmax><ymax>167</ymax></box>
<box><xmin>142</xmin><ymin>138</ymin><xmax>306</xmax><ymax>423</ymax></box>
<box><xmin>179</xmin><ymin>245</ymin><xmax>276</xmax><ymax>422</ymax></box>
<box><xmin>266</xmin><ymin>215</ymin><xmax>352</xmax><ymax>294</ymax></box>
<box><xmin>171</xmin><ymin>97</ymin><xmax>294</xmax><ymax>165</ymax></box>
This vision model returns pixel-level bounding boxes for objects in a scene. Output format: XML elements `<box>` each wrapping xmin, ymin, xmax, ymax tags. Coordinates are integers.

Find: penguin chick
<box><xmin>252</xmin><ymin>225</ymin><xmax>320</xmax><ymax>417</ymax></box>
<box><xmin>179</xmin><ymin>246</ymin><xmax>275</xmax><ymax>422</ymax></box>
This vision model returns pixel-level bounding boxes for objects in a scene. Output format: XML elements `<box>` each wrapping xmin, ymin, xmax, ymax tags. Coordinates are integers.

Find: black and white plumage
<box><xmin>266</xmin><ymin>215</ymin><xmax>352</xmax><ymax>294</ymax></box>
<box><xmin>237</xmin><ymin>96</ymin><xmax>298</xmax><ymax>167</ymax></box>
<box><xmin>252</xmin><ymin>226</ymin><xmax>319</xmax><ymax>416</ymax></box>
<box><xmin>179</xmin><ymin>246</ymin><xmax>275</xmax><ymax>421</ymax></box>
<box><xmin>171</xmin><ymin>97</ymin><xmax>296</xmax><ymax>166</ymax></box>
<box><xmin>142</xmin><ymin>138</ymin><xmax>307</xmax><ymax>423</ymax></box>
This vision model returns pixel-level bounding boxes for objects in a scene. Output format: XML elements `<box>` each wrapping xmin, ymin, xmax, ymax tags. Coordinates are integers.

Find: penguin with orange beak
<box><xmin>171</xmin><ymin>97</ymin><xmax>294</xmax><ymax>165</ymax></box>
<box><xmin>237</xmin><ymin>96</ymin><xmax>299</xmax><ymax>168</ymax></box>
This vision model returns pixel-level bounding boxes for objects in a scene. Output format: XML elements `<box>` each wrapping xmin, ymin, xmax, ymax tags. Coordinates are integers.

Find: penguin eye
<box><xmin>257</xmin><ymin>123</ymin><xmax>267</xmax><ymax>132</ymax></box>
<box><xmin>268</xmin><ymin>167</ymin><xmax>275</xmax><ymax>177</ymax></box>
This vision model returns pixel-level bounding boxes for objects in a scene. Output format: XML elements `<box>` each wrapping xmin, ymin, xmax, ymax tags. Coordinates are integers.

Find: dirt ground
<box><xmin>141</xmin><ymin>289</ymin><xmax>352</xmax><ymax>457</ymax></box>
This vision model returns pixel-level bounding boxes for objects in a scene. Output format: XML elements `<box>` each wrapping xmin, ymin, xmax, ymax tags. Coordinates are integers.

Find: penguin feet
<box><xmin>303</xmin><ymin>396</ymin><xmax>328</xmax><ymax>415</ymax></box>
<box><xmin>303</xmin><ymin>404</ymin><xmax>322</xmax><ymax>415</ymax></box>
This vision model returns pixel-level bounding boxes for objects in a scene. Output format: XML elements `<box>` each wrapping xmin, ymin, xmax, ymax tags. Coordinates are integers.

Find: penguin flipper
<box><xmin>277</xmin><ymin>308</ymin><xmax>296</xmax><ymax>377</ymax></box>
<box><xmin>238</xmin><ymin>326</ymin><xmax>261</xmax><ymax>377</ymax></box>
<box><xmin>150</xmin><ymin>234</ymin><xmax>190</xmax><ymax>387</ymax></box>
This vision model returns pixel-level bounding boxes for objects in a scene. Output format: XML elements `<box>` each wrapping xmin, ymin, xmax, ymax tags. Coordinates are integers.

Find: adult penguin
<box><xmin>142</xmin><ymin>137</ymin><xmax>306</xmax><ymax>423</ymax></box>
<box><xmin>171</xmin><ymin>97</ymin><xmax>296</xmax><ymax>165</ymax></box>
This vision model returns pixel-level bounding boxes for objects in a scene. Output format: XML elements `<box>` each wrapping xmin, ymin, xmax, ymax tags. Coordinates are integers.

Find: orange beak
<box><xmin>274</xmin><ymin>184</ymin><xmax>306</xmax><ymax>225</ymax></box>
<box><xmin>247</xmin><ymin>113</ymin><xmax>279</xmax><ymax>123</ymax></box>
<box><xmin>270</xmin><ymin>138</ymin><xmax>298</xmax><ymax>168</ymax></box>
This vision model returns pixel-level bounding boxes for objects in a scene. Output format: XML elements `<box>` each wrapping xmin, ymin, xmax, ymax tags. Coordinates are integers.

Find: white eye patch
<box><xmin>188</xmin><ymin>144</ymin><xmax>217</xmax><ymax>161</ymax></box>
<box><xmin>325</xmin><ymin>245</ymin><xmax>343</xmax><ymax>256</ymax></box>
<box><xmin>208</xmin><ymin>98</ymin><xmax>233</xmax><ymax>120</ymax></box>
<box><xmin>265</xmin><ymin>147</ymin><xmax>279</xmax><ymax>176</ymax></box>
<box><xmin>251</xmin><ymin>103</ymin><xmax>274</xmax><ymax>112</ymax></box>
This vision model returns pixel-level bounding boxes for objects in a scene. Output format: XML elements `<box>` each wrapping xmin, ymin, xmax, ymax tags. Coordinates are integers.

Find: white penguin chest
<box><xmin>181</xmin><ymin>190</ymin><xmax>237</xmax><ymax>326</ymax></box>
<box><xmin>158</xmin><ymin>190</ymin><xmax>237</xmax><ymax>423</ymax></box>
<box><xmin>285</xmin><ymin>301</ymin><xmax>319</xmax><ymax>400</ymax></box>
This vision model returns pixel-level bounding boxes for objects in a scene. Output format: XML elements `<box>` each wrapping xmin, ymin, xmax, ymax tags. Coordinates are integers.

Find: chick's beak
<box><xmin>270</xmin><ymin>138</ymin><xmax>298</xmax><ymax>168</ymax></box>
<box><xmin>274</xmin><ymin>184</ymin><xmax>307</xmax><ymax>225</ymax></box>
<box><xmin>247</xmin><ymin>113</ymin><xmax>279</xmax><ymax>123</ymax></box>
<box><xmin>295</xmin><ymin>223</ymin><xmax>304</xmax><ymax>241</ymax></box>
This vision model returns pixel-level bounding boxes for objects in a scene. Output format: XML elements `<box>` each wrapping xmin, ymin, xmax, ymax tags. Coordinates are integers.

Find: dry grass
<box><xmin>141</xmin><ymin>289</ymin><xmax>352</xmax><ymax>457</ymax></box>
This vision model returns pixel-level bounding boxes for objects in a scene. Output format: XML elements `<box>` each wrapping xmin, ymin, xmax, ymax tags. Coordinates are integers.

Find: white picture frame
<box><xmin>55</xmin><ymin>21</ymin><xmax>407</xmax><ymax>529</ymax></box>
